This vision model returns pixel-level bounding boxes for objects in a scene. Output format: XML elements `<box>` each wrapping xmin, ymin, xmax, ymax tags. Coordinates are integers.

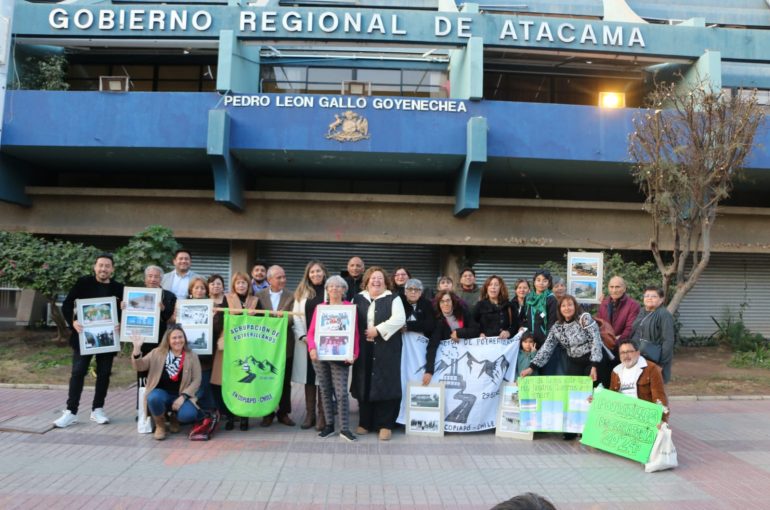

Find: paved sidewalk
<box><xmin>1</xmin><ymin>384</ymin><xmax>770</xmax><ymax>509</ymax></box>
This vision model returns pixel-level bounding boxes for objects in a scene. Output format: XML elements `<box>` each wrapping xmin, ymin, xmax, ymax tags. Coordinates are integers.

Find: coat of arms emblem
<box><xmin>326</xmin><ymin>111</ymin><xmax>370</xmax><ymax>142</ymax></box>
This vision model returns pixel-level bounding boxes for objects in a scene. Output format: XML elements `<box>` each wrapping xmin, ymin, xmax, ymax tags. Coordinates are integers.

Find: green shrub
<box><xmin>710</xmin><ymin>313</ymin><xmax>767</xmax><ymax>352</ymax></box>
<box><xmin>729</xmin><ymin>344</ymin><xmax>770</xmax><ymax>369</ymax></box>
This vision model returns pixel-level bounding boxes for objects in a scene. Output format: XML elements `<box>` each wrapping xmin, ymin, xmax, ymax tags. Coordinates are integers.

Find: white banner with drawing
<box><xmin>398</xmin><ymin>332</ymin><xmax>520</xmax><ymax>432</ymax></box>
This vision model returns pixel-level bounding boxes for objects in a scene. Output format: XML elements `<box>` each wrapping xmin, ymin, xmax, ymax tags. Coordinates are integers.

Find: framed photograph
<box><xmin>120</xmin><ymin>287</ymin><xmax>161</xmax><ymax>344</ymax></box>
<box><xmin>406</xmin><ymin>382</ymin><xmax>444</xmax><ymax>437</ymax></box>
<box><xmin>314</xmin><ymin>304</ymin><xmax>356</xmax><ymax>362</ymax></box>
<box><xmin>567</xmin><ymin>252</ymin><xmax>604</xmax><ymax>304</ymax></box>
<box><xmin>76</xmin><ymin>296</ymin><xmax>119</xmax><ymax>355</ymax></box>
<box><xmin>496</xmin><ymin>383</ymin><xmax>534</xmax><ymax>440</ymax></box>
<box><xmin>176</xmin><ymin>299</ymin><xmax>213</xmax><ymax>355</ymax></box>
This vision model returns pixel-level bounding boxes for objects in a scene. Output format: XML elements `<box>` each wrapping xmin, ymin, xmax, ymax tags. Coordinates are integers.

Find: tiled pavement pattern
<box><xmin>1</xmin><ymin>385</ymin><xmax>770</xmax><ymax>509</ymax></box>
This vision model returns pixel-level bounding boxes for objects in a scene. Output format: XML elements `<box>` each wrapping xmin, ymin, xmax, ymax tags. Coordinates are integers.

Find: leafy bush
<box><xmin>710</xmin><ymin>313</ymin><xmax>766</xmax><ymax>352</ymax></box>
<box><xmin>729</xmin><ymin>344</ymin><xmax>770</xmax><ymax>369</ymax></box>
<box><xmin>114</xmin><ymin>225</ymin><xmax>180</xmax><ymax>286</ymax></box>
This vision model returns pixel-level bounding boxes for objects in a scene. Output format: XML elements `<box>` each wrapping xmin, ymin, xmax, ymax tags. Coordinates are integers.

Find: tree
<box><xmin>629</xmin><ymin>78</ymin><xmax>765</xmax><ymax>313</ymax></box>
<box><xmin>0</xmin><ymin>232</ymin><xmax>99</xmax><ymax>343</ymax></box>
<box><xmin>114</xmin><ymin>225</ymin><xmax>180</xmax><ymax>286</ymax></box>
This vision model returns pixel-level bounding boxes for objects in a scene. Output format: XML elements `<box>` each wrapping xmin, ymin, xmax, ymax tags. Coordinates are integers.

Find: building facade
<box><xmin>2</xmin><ymin>0</ymin><xmax>770</xmax><ymax>335</ymax></box>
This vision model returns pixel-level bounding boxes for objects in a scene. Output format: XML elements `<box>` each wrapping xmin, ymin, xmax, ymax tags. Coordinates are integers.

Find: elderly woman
<box><xmin>291</xmin><ymin>260</ymin><xmax>328</xmax><ymax>430</ymax></box>
<box><xmin>523</xmin><ymin>269</ymin><xmax>563</xmax><ymax>375</ymax></box>
<box><xmin>131</xmin><ymin>326</ymin><xmax>202</xmax><ymax>440</ymax></box>
<box><xmin>399</xmin><ymin>278</ymin><xmax>436</xmax><ymax>386</ymax></box>
<box><xmin>306</xmin><ymin>275</ymin><xmax>360</xmax><ymax>441</ymax></box>
<box><xmin>188</xmin><ymin>276</ymin><xmax>208</xmax><ymax>299</ymax></box>
<box><xmin>352</xmin><ymin>266</ymin><xmax>406</xmax><ymax>441</ymax></box>
<box><xmin>630</xmin><ymin>286</ymin><xmax>675</xmax><ymax>383</ymax></box>
<box><xmin>184</xmin><ymin>276</ymin><xmax>217</xmax><ymax>413</ymax></box>
<box><xmin>211</xmin><ymin>271</ymin><xmax>258</xmax><ymax>431</ymax></box>
<box><xmin>425</xmin><ymin>290</ymin><xmax>479</xmax><ymax>384</ymax></box>
<box><xmin>552</xmin><ymin>277</ymin><xmax>567</xmax><ymax>300</ymax></box>
<box><xmin>520</xmin><ymin>294</ymin><xmax>603</xmax><ymax>438</ymax></box>
<box><xmin>473</xmin><ymin>275</ymin><xmax>515</xmax><ymax>339</ymax></box>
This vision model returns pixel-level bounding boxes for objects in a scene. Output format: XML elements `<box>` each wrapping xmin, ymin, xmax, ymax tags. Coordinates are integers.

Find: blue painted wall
<box><xmin>3</xmin><ymin>90</ymin><xmax>768</xmax><ymax>169</ymax></box>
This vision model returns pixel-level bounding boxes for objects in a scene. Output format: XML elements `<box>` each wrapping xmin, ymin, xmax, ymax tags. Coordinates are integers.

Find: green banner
<box><xmin>222</xmin><ymin>312</ymin><xmax>288</xmax><ymax>417</ymax></box>
<box><xmin>580</xmin><ymin>388</ymin><xmax>663</xmax><ymax>463</ymax></box>
<box><xmin>518</xmin><ymin>376</ymin><xmax>593</xmax><ymax>433</ymax></box>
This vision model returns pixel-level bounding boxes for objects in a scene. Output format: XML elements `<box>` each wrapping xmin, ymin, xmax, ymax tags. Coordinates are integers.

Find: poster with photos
<box><xmin>76</xmin><ymin>296</ymin><xmax>119</xmax><ymax>355</ymax></box>
<box><xmin>496</xmin><ymin>382</ymin><xmax>534</xmax><ymax>440</ymax></box>
<box><xmin>177</xmin><ymin>299</ymin><xmax>213</xmax><ymax>354</ymax></box>
<box><xmin>406</xmin><ymin>382</ymin><xmax>445</xmax><ymax>437</ymax></box>
<box><xmin>314</xmin><ymin>304</ymin><xmax>356</xmax><ymax>362</ymax></box>
<box><xmin>567</xmin><ymin>251</ymin><xmax>604</xmax><ymax>304</ymax></box>
<box><xmin>120</xmin><ymin>287</ymin><xmax>161</xmax><ymax>344</ymax></box>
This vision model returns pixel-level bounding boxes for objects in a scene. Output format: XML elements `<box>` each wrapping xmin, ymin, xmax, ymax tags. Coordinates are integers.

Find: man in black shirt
<box><xmin>54</xmin><ymin>254</ymin><xmax>124</xmax><ymax>428</ymax></box>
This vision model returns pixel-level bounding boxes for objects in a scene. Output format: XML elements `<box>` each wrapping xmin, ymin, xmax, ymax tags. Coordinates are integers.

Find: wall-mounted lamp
<box><xmin>99</xmin><ymin>76</ymin><xmax>129</xmax><ymax>92</ymax></box>
<box><xmin>598</xmin><ymin>91</ymin><xmax>626</xmax><ymax>108</ymax></box>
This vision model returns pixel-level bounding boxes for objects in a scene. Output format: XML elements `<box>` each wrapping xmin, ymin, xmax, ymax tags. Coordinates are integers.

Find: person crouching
<box><xmin>131</xmin><ymin>326</ymin><xmax>203</xmax><ymax>440</ymax></box>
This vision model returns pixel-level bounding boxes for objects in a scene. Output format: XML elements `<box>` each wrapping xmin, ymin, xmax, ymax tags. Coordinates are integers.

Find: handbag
<box><xmin>137</xmin><ymin>386</ymin><xmax>153</xmax><ymax>434</ymax></box>
<box><xmin>640</xmin><ymin>339</ymin><xmax>662</xmax><ymax>364</ymax></box>
<box><xmin>594</xmin><ymin>317</ymin><xmax>617</xmax><ymax>351</ymax></box>
<box><xmin>189</xmin><ymin>410</ymin><xmax>220</xmax><ymax>441</ymax></box>
<box><xmin>645</xmin><ymin>422</ymin><xmax>678</xmax><ymax>472</ymax></box>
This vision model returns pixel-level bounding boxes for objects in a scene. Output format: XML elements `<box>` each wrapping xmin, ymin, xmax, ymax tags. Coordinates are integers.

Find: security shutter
<box><xmin>469</xmin><ymin>247</ymin><xmax>568</xmax><ymax>288</ymax></box>
<box><xmin>677</xmin><ymin>253</ymin><xmax>770</xmax><ymax>337</ymax></box>
<box><xmin>253</xmin><ymin>241</ymin><xmax>441</xmax><ymax>291</ymax></box>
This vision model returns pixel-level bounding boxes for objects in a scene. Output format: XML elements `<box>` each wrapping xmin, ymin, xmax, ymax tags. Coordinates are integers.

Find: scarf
<box><xmin>165</xmin><ymin>350</ymin><xmax>185</xmax><ymax>381</ymax></box>
<box><xmin>525</xmin><ymin>290</ymin><xmax>553</xmax><ymax>335</ymax></box>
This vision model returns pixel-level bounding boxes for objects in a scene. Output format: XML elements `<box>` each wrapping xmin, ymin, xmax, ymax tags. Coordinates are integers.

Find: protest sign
<box><xmin>401</xmin><ymin>335</ymin><xmax>519</xmax><ymax>432</ymax></box>
<box><xmin>518</xmin><ymin>376</ymin><xmax>593</xmax><ymax>433</ymax></box>
<box><xmin>222</xmin><ymin>312</ymin><xmax>288</xmax><ymax>417</ymax></box>
<box><xmin>581</xmin><ymin>389</ymin><xmax>663</xmax><ymax>463</ymax></box>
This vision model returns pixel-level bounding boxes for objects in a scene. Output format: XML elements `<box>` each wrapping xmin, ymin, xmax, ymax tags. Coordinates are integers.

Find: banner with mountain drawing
<box><xmin>399</xmin><ymin>334</ymin><xmax>519</xmax><ymax>432</ymax></box>
<box><xmin>222</xmin><ymin>312</ymin><xmax>288</xmax><ymax>417</ymax></box>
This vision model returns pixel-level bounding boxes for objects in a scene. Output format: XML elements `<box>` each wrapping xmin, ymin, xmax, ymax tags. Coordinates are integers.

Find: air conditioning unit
<box><xmin>341</xmin><ymin>80</ymin><xmax>371</xmax><ymax>96</ymax></box>
<box><xmin>99</xmin><ymin>76</ymin><xmax>130</xmax><ymax>92</ymax></box>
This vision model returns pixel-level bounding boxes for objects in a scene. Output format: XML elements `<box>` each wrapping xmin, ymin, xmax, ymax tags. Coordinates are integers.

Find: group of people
<box><xmin>53</xmin><ymin>251</ymin><xmax>673</xmax><ymax>441</ymax></box>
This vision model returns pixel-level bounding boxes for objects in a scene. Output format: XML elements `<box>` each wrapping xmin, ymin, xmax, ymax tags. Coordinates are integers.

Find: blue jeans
<box><xmin>195</xmin><ymin>369</ymin><xmax>216</xmax><ymax>411</ymax></box>
<box><xmin>146</xmin><ymin>388</ymin><xmax>203</xmax><ymax>423</ymax></box>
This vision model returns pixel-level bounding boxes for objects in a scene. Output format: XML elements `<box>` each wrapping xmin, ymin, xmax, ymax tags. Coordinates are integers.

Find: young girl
<box><xmin>516</xmin><ymin>331</ymin><xmax>538</xmax><ymax>380</ymax></box>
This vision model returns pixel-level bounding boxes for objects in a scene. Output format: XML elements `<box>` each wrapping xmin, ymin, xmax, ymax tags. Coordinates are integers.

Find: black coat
<box><xmin>61</xmin><ymin>275</ymin><xmax>124</xmax><ymax>352</ymax></box>
<box><xmin>472</xmin><ymin>299</ymin><xmax>515</xmax><ymax>337</ymax></box>
<box><xmin>351</xmin><ymin>293</ymin><xmax>403</xmax><ymax>402</ymax></box>
<box><xmin>400</xmin><ymin>294</ymin><xmax>436</xmax><ymax>337</ymax></box>
<box><xmin>341</xmin><ymin>271</ymin><xmax>363</xmax><ymax>302</ymax></box>
<box><xmin>426</xmin><ymin>304</ymin><xmax>479</xmax><ymax>375</ymax></box>
<box><xmin>511</xmin><ymin>299</ymin><xmax>527</xmax><ymax>332</ymax></box>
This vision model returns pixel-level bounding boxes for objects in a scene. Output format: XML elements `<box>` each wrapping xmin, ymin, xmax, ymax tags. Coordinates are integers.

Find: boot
<box><xmin>153</xmin><ymin>415</ymin><xmax>166</xmax><ymax>440</ymax></box>
<box><xmin>301</xmin><ymin>385</ymin><xmax>316</xmax><ymax>430</ymax></box>
<box><xmin>315</xmin><ymin>388</ymin><xmax>326</xmax><ymax>432</ymax></box>
<box><xmin>168</xmin><ymin>412</ymin><xmax>181</xmax><ymax>434</ymax></box>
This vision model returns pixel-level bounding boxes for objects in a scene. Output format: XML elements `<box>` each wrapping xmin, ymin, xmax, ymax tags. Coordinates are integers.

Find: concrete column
<box><xmin>230</xmin><ymin>240</ymin><xmax>254</xmax><ymax>275</ymax></box>
<box><xmin>216</xmin><ymin>30</ymin><xmax>261</xmax><ymax>94</ymax></box>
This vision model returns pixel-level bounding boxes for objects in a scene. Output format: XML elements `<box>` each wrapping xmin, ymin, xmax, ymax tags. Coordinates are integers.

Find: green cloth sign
<box><xmin>518</xmin><ymin>376</ymin><xmax>593</xmax><ymax>433</ymax></box>
<box><xmin>222</xmin><ymin>312</ymin><xmax>288</xmax><ymax>417</ymax></box>
<box><xmin>580</xmin><ymin>389</ymin><xmax>663</xmax><ymax>463</ymax></box>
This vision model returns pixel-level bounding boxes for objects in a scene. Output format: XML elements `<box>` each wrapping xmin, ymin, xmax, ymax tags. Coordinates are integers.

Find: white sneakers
<box><xmin>90</xmin><ymin>408</ymin><xmax>110</xmax><ymax>424</ymax></box>
<box><xmin>53</xmin><ymin>410</ymin><xmax>78</xmax><ymax>428</ymax></box>
<box><xmin>53</xmin><ymin>408</ymin><xmax>110</xmax><ymax>428</ymax></box>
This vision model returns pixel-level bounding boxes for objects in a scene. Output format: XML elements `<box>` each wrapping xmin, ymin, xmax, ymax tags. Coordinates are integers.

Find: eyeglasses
<box><xmin>405</xmin><ymin>287</ymin><xmax>421</xmax><ymax>292</ymax></box>
<box><xmin>618</xmin><ymin>350</ymin><xmax>637</xmax><ymax>355</ymax></box>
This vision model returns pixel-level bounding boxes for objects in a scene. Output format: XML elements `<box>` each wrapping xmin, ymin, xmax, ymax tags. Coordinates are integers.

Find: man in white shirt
<box><xmin>161</xmin><ymin>249</ymin><xmax>199</xmax><ymax>300</ymax></box>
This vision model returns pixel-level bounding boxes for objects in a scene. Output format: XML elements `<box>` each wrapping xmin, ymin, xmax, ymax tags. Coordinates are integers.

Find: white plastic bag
<box><xmin>137</xmin><ymin>386</ymin><xmax>153</xmax><ymax>434</ymax></box>
<box><xmin>645</xmin><ymin>422</ymin><xmax>678</xmax><ymax>472</ymax></box>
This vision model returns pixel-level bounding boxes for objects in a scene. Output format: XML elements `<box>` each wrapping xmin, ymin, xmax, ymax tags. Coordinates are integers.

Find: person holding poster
<box><xmin>211</xmin><ymin>272</ymin><xmax>257</xmax><ymax>431</ymax></box>
<box><xmin>256</xmin><ymin>265</ymin><xmax>297</xmax><ymax>428</ymax></box>
<box><xmin>401</xmin><ymin>278</ymin><xmax>435</xmax><ymax>342</ymax></box>
<box><xmin>352</xmin><ymin>267</ymin><xmax>406</xmax><ymax>441</ymax></box>
<box><xmin>426</xmin><ymin>290</ymin><xmax>479</xmax><ymax>384</ymax></box>
<box><xmin>307</xmin><ymin>275</ymin><xmax>360</xmax><ymax>441</ymax></box>
<box><xmin>131</xmin><ymin>326</ymin><xmax>203</xmax><ymax>440</ymax></box>
<box><xmin>291</xmin><ymin>260</ymin><xmax>328</xmax><ymax>431</ymax></box>
<box><xmin>54</xmin><ymin>253</ymin><xmax>124</xmax><ymax>429</ymax></box>
<box><xmin>520</xmin><ymin>295</ymin><xmax>603</xmax><ymax>438</ymax></box>
<box><xmin>611</xmin><ymin>338</ymin><xmax>669</xmax><ymax>423</ymax></box>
